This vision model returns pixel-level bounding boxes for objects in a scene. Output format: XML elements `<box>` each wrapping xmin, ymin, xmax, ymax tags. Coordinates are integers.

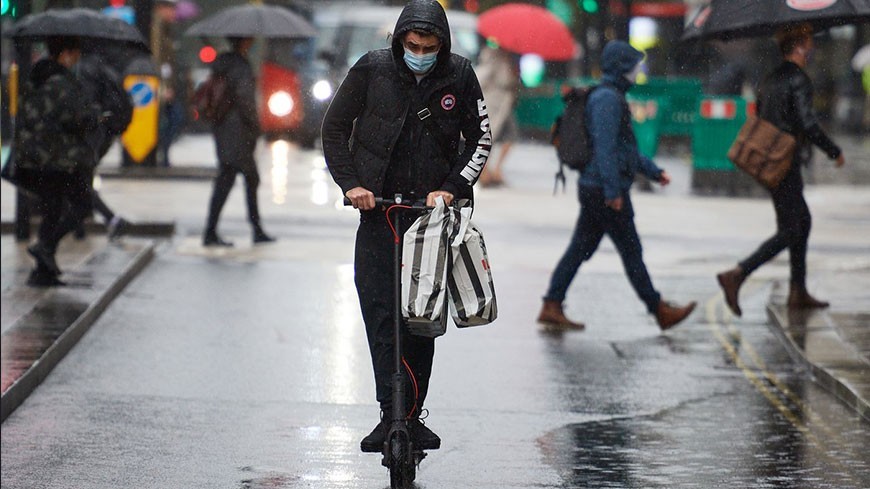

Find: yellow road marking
<box><xmin>703</xmin><ymin>290</ymin><xmax>858</xmax><ymax>482</ymax></box>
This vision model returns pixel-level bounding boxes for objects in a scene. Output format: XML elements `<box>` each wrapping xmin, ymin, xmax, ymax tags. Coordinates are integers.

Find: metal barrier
<box><xmin>690</xmin><ymin>96</ymin><xmax>765</xmax><ymax>196</ymax></box>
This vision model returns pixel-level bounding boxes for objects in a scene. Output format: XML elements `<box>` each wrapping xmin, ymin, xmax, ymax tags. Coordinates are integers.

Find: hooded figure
<box><xmin>538</xmin><ymin>40</ymin><xmax>697</xmax><ymax>333</ymax></box>
<box><xmin>322</xmin><ymin>0</ymin><xmax>490</xmax><ymax>205</ymax></box>
<box><xmin>582</xmin><ymin>40</ymin><xmax>661</xmax><ymax>201</ymax></box>
<box><xmin>321</xmin><ymin>0</ymin><xmax>491</xmax><ymax>454</ymax></box>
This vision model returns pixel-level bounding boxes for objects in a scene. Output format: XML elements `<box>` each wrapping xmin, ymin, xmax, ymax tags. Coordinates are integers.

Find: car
<box><xmin>313</xmin><ymin>5</ymin><xmax>480</xmax><ymax>79</ymax></box>
<box><xmin>259</xmin><ymin>36</ymin><xmax>330</xmax><ymax>147</ymax></box>
<box><xmin>259</xmin><ymin>4</ymin><xmax>480</xmax><ymax>148</ymax></box>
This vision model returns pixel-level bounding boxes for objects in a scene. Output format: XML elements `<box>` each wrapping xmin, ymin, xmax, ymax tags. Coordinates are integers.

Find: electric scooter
<box><xmin>345</xmin><ymin>194</ymin><xmax>434</xmax><ymax>489</ymax></box>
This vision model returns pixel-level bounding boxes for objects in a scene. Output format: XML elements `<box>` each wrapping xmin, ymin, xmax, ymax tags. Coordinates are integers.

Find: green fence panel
<box><xmin>629</xmin><ymin>77</ymin><xmax>702</xmax><ymax>137</ymax></box>
<box><xmin>514</xmin><ymin>78</ymin><xmax>598</xmax><ymax>136</ymax></box>
<box><xmin>514</xmin><ymin>82</ymin><xmax>563</xmax><ymax>134</ymax></box>
<box><xmin>627</xmin><ymin>95</ymin><xmax>668</xmax><ymax>158</ymax></box>
<box><xmin>691</xmin><ymin>97</ymin><xmax>749</xmax><ymax>171</ymax></box>
<box><xmin>513</xmin><ymin>77</ymin><xmax>701</xmax><ymax>144</ymax></box>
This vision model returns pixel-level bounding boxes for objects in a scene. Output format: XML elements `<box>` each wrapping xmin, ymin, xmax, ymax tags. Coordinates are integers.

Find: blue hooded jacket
<box><xmin>581</xmin><ymin>41</ymin><xmax>662</xmax><ymax>200</ymax></box>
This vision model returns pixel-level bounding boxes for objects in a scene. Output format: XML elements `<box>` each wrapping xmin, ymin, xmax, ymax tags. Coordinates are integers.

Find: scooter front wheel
<box><xmin>388</xmin><ymin>432</ymin><xmax>416</xmax><ymax>489</ymax></box>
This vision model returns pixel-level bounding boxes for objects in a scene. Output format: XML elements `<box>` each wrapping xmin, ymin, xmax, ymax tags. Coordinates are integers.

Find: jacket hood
<box><xmin>601</xmin><ymin>40</ymin><xmax>643</xmax><ymax>85</ymax></box>
<box><xmin>30</xmin><ymin>58</ymin><xmax>68</xmax><ymax>88</ymax></box>
<box><xmin>391</xmin><ymin>0</ymin><xmax>452</xmax><ymax>66</ymax></box>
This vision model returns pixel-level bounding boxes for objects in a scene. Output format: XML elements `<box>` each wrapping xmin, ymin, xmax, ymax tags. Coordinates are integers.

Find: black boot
<box><xmin>27</xmin><ymin>268</ymin><xmax>65</xmax><ymax>287</ymax></box>
<box><xmin>360</xmin><ymin>412</ymin><xmax>388</xmax><ymax>453</ymax></box>
<box><xmin>252</xmin><ymin>226</ymin><xmax>275</xmax><ymax>244</ymax></box>
<box><xmin>203</xmin><ymin>230</ymin><xmax>233</xmax><ymax>247</ymax></box>
<box><xmin>409</xmin><ymin>412</ymin><xmax>441</xmax><ymax>450</ymax></box>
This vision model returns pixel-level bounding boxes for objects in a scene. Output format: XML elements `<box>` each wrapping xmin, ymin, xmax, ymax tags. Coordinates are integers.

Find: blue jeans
<box><xmin>544</xmin><ymin>185</ymin><xmax>661</xmax><ymax>313</ymax></box>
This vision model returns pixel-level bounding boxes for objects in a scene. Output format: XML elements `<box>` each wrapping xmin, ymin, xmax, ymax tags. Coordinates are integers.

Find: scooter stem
<box><xmin>392</xmin><ymin>203</ymin><xmax>406</xmax><ymax>423</ymax></box>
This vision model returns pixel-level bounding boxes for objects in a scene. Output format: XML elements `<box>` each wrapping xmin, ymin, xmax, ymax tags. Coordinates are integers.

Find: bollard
<box><xmin>121</xmin><ymin>57</ymin><xmax>160</xmax><ymax>167</ymax></box>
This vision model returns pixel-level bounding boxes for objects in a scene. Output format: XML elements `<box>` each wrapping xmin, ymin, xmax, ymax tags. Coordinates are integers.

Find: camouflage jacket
<box><xmin>14</xmin><ymin>58</ymin><xmax>101</xmax><ymax>174</ymax></box>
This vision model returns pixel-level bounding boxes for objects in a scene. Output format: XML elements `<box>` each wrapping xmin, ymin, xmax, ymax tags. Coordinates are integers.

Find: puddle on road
<box><xmin>538</xmin><ymin>395</ymin><xmax>870</xmax><ymax>489</ymax></box>
<box><xmin>239</xmin><ymin>466</ymin><xmax>298</xmax><ymax>488</ymax></box>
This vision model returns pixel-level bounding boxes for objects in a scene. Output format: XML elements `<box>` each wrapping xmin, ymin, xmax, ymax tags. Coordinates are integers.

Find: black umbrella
<box><xmin>4</xmin><ymin>8</ymin><xmax>148</xmax><ymax>47</ymax></box>
<box><xmin>682</xmin><ymin>0</ymin><xmax>870</xmax><ymax>41</ymax></box>
<box><xmin>184</xmin><ymin>4</ymin><xmax>316</xmax><ymax>39</ymax></box>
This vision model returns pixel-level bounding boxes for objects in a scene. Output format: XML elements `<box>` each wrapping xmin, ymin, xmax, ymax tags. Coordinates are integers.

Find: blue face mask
<box><xmin>404</xmin><ymin>49</ymin><xmax>438</xmax><ymax>74</ymax></box>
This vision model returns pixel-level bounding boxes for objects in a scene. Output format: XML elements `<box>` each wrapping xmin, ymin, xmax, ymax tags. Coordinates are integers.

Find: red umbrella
<box><xmin>478</xmin><ymin>3</ymin><xmax>578</xmax><ymax>61</ymax></box>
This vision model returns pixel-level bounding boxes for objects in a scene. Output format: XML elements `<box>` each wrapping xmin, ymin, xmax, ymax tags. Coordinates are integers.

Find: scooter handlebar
<box><xmin>343</xmin><ymin>195</ymin><xmax>432</xmax><ymax>209</ymax></box>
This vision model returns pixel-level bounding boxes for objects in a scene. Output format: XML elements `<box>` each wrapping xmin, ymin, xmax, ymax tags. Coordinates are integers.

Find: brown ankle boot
<box><xmin>656</xmin><ymin>300</ymin><xmax>697</xmax><ymax>331</ymax></box>
<box><xmin>716</xmin><ymin>266</ymin><xmax>745</xmax><ymax>317</ymax></box>
<box><xmin>537</xmin><ymin>300</ymin><xmax>585</xmax><ymax>330</ymax></box>
<box><xmin>787</xmin><ymin>283</ymin><xmax>829</xmax><ymax>309</ymax></box>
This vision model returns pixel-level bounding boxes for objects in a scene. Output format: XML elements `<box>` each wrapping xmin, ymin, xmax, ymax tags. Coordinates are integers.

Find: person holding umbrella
<box><xmin>12</xmin><ymin>36</ymin><xmax>101</xmax><ymax>286</ymax></box>
<box><xmin>321</xmin><ymin>0</ymin><xmax>491</xmax><ymax>453</ymax></box>
<box><xmin>186</xmin><ymin>3</ymin><xmax>316</xmax><ymax>246</ymax></box>
<box><xmin>717</xmin><ymin>24</ymin><xmax>846</xmax><ymax>316</ymax></box>
<box><xmin>202</xmin><ymin>37</ymin><xmax>275</xmax><ymax>247</ymax></box>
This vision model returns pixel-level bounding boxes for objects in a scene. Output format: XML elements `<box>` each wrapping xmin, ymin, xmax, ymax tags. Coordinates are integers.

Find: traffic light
<box><xmin>2</xmin><ymin>0</ymin><xmax>16</xmax><ymax>17</ymax></box>
<box><xmin>580</xmin><ymin>0</ymin><xmax>599</xmax><ymax>14</ymax></box>
<box><xmin>198</xmin><ymin>45</ymin><xmax>217</xmax><ymax>64</ymax></box>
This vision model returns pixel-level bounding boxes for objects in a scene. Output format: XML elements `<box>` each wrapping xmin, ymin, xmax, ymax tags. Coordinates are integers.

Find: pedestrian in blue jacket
<box><xmin>538</xmin><ymin>40</ymin><xmax>696</xmax><ymax>332</ymax></box>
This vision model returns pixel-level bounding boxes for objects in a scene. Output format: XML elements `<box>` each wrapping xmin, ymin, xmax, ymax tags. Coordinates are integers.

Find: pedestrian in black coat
<box><xmin>13</xmin><ymin>36</ymin><xmax>101</xmax><ymax>286</ymax></box>
<box><xmin>717</xmin><ymin>23</ymin><xmax>845</xmax><ymax>317</ymax></box>
<box><xmin>203</xmin><ymin>37</ymin><xmax>274</xmax><ymax>246</ymax></box>
<box><xmin>321</xmin><ymin>0</ymin><xmax>491</xmax><ymax>454</ymax></box>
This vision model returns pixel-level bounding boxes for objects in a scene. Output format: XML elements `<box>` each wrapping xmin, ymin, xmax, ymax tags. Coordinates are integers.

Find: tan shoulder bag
<box><xmin>727</xmin><ymin>116</ymin><xmax>796</xmax><ymax>189</ymax></box>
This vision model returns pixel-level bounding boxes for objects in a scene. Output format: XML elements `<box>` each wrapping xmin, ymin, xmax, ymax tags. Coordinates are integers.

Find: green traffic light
<box><xmin>580</xmin><ymin>0</ymin><xmax>599</xmax><ymax>14</ymax></box>
<box><xmin>1</xmin><ymin>0</ymin><xmax>10</xmax><ymax>16</ymax></box>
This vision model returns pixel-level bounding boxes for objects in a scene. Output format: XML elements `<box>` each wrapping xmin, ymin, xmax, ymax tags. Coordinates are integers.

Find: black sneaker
<box><xmin>410</xmin><ymin>418</ymin><xmax>440</xmax><ymax>450</ymax></box>
<box><xmin>360</xmin><ymin>420</ymin><xmax>388</xmax><ymax>453</ymax></box>
<box><xmin>107</xmin><ymin>216</ymin><xmax>130</xmax><ymax>242</ymax></box>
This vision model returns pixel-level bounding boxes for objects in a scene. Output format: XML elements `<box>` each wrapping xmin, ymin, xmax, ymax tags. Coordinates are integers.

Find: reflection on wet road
<box><xmin>536</xmin><ymin>285</ymin><xmax>869</xmax><ymax>488</ymax></box>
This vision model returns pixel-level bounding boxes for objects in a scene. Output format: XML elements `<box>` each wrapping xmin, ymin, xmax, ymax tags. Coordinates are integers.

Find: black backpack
<box><xmin>550</xmin><ymin>86</ymin><xmax>595</xmax><ymax>192</ymax></box>
<box><xmin>96</xmin><ymin>68</ymin><xmax>134</xmax><ymax>137</ymax></box>
<box><xmin>192</xmin><ymin>73</ymin><xmax>233</xmax><ymax>123</ymax></box>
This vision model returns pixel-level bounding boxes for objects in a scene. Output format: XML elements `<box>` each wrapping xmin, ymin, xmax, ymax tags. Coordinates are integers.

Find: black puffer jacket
<box><xmin>14</xmin><ymin>58</ymin><xmax>100</xmax><ymax>174</ymax></box>
<box><xmin>758</xmin><ymin>61</ymin><xmax>840</xmax><ymax>164</ymax></box>
<box><xmin>211</xmin><ymin>51</ymin><xmax>260</xmax><ymax>167</ymax></box>
<box><xmin>321</xmin><ymin>0</ymin><xmax>491</xmax><ymax>200</ymax></box>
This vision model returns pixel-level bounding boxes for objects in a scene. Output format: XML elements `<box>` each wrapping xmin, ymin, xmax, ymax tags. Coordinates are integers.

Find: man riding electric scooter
<box><xmin>321</xmin><ymin>0</ymin><xmax>491</xmax><ymax>453</ymax></box>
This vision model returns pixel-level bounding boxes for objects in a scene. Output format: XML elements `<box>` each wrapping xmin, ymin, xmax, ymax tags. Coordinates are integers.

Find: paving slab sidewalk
<box><xmin>1</xmin><ymin>239</ymin><xmax>155</xmax><ymax>421</ymax></box>
<box><xmin>766</xmin><ymin>269</ymin><xmax>870</xmax><ymax>422</ymax></box>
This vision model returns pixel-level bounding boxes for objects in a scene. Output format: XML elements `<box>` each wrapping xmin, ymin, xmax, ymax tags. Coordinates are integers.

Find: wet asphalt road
<box><xmin>2</xmin><ymin>141</ymin><xmax>869</xmax><ymax>488</ymax></box>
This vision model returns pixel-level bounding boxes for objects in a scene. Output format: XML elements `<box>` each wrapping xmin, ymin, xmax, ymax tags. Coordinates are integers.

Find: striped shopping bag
<box><xmin>401</xmin><ymin>197</ymin><xmax>457</xmax><ymax>338</ymax></box>
<box><xmin>447</xmin><ymin>205</ymin><xmax>497</xmax><ymax>327</ymax></box>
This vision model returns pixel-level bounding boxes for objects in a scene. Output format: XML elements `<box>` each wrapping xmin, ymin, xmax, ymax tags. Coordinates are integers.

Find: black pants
<box><xmin>91</xmin><ymin>190</ymin><xmax>115</xmax><ymax>223</ymax></box>
<box><xmin>355</xmin><ymin>210</ymin><xmax>435</xmax><ymax>415</ymax></box>
<box><xmin>205</xmin><ymin>160</ymin><xmax>261</xmax><ymax>232</ymax></box>
<box><xmin>32</xmin><ymin>170</ymin><xmax>92</xmax><ymax>255</ymax></box>
<box><xmin>544</xmin><ymin>186</ymin><xmax>661</xmax><ymax>313</ymax></box>
<box><xmin>739</xmin><ymin>164</ymin><xmax>810</xmax><ymax>287</ymax></box>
